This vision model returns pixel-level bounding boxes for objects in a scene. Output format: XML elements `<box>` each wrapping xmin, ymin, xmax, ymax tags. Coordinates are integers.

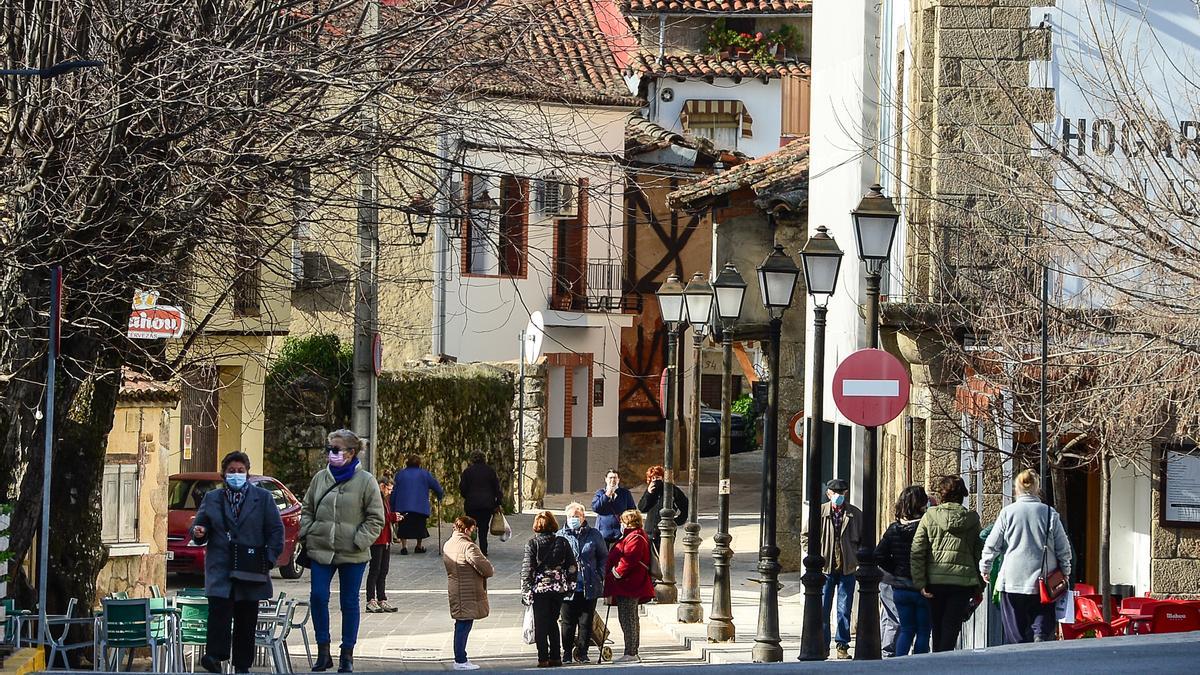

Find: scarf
<box><xmin>330</xmin><ymin>456</ymin><xmax>360</xmax><ymax>484</ymax></box>
<box><xmin>225</xmin><ymin>483</ymin><xmax>247</xmax><ymax>519</ymax></box>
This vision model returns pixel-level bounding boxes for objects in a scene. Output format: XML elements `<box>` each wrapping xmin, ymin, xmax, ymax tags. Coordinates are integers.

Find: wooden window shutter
<box><xmin>461</xmin><ymin>173</ymin><xmax>474</xmax><ymax>274</ymax></box>
<box><xmin>781</xmin><ymin>75</ymin><xmax>811</xmax><ymax>138</ymax></box>
<box><xmin>577</xmin><ymin>178</ymin><xmax>589</xmax><ymax>296</ymax></box>
<box><xmin>500</xmin><ymin>176</ymin><xmax>529</xmax><ymax>277</ymax></box>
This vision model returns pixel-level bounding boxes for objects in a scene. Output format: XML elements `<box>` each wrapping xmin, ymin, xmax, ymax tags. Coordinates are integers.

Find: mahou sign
<box><xmin>128</xmin><ymin>306</ymin><xmax>186</xmax><ymax>339</ymax></box>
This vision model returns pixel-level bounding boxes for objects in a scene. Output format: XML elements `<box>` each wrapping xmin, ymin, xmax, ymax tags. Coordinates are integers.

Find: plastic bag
<box><xmin>1055</xmin><ymin>590</ymin><xmax>1076</xmax><ymax>624</ymax></box>
<box><xmin>500</xmin><ymin>523</ymin><xmax>513</xmax><ymax>543</ymax></box>
<box><xmin>522</xmin><ymin>605</ymin><xmax>536</xmax><ymax>644</ymax></box>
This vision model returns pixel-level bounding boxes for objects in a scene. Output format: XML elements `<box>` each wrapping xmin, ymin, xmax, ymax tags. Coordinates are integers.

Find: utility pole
<box><xmin>517</xmin><ymin>330</ymin><xmax>526</xmax><ymax>511</ymax></box>
<box><xmin>353</xmin><ymin>0</ymin><xmax>381</xmax><ymax>468</ymax></box>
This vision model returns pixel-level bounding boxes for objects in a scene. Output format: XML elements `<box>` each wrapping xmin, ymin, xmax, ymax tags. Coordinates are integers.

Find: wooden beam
<box><xmin>733</xmin><ymin>341</ymin><xmax>758</xmax><ymax>383</ymax></box>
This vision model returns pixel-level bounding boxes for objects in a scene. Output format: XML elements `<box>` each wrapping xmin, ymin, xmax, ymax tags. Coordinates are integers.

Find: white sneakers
<box><xmin>612</xmin><ymin>654</ymin><xmax>641</xmax><ymax>664</ymax></box>
<box><xmin>453</xmin><ymin>662</ymin><xmax>481</xmax><ymax>670</ymax></box>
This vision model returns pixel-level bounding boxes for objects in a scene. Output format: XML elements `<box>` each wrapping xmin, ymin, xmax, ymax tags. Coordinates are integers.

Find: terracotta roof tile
<box><xmin>622</xmin><ymin>0</ymin><xmax>812</xmax><ymax>14</ymax></box>
<box><xmin>633</xmin><ymin>52</ymin><xmax>810</xmax><ymax>80</ymax></box>
<box><xmin>626</xmin><ymin>114</ymin><xmax>744</xmax><ymax>158</ymax></box>
<box><xmin>669</xmin><ymin>137</ymin><xmax>809</xmax><ymax>207</ymax></box>
<box><xmin>119</xmin><ymin>368</ymin><xmax>180</xmax><ymax>405</ymax></box>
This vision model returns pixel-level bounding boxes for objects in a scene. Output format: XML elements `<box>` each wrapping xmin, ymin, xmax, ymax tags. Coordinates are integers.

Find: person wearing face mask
<box><xmin>800</xmin><ymin>478</ymin><xmax>862</xmax><ymax>659</ymax></box>
<box><xmin>300</xmin><ymin>429</ymin><xmax>386</xmax><ymax>673</ymax></box>
<box><xmin>555</xmin><ymin>503</ymin><xmax>608</xmax><ymax>663</ymax></box>
<box><xmin>190</xmin><ymin>451</ymin><xmax>284</xmax><ymax>674</ymax></box>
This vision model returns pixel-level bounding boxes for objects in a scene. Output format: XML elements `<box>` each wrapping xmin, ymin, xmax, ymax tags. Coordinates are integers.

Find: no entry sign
<box><xmin>832</xmin><ymin>349</ymin><xmax>910</xmax><ymax>427</ymax></box>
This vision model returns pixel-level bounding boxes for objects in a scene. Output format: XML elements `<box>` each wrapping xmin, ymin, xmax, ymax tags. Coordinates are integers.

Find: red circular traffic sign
<box><xmin>372</xmin><ymin>333</ymin><xmax>384</xmax><ymax>376</ymax></box>
<box><xmin>832</xmin><ymin>348</ymin><xmax>910</xmax><ymax>427</ymax></box>
<box><xmin>788</xmin><ymin>411</ymin><xmax>805</xmax><ymax>447</ymax></box>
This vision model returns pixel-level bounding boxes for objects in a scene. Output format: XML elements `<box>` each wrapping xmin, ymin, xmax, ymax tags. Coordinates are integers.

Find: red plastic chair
<box><xmin>1062</xmin><ymin>596</ymin><xmax>1130</xmax><ymax>639</ymax></box>
<box><xmin>1075</xmin><ymin>583</ymin><xmax>1096</xmax><ymax>596</ymax></box>
<box><xmin>1147</xmin><ymin>602</ymin><xmax>1200</xmax><ymax>634</ymax></box>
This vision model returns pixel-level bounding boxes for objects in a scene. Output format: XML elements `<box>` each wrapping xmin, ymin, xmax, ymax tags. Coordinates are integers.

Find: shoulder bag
<box><xmin>296</xmin><ymin>478</ymin><xmax>346</xmax><ymax>569</ymax></box>
<box><xmin>221</xmin><ymin>493</ymin><xmax>270</xmax><ymax>583</ymax></box>
<box><xmin>1037</xmin><ymin>504</ymin><xmax>1068</xmax><ymax>604</ymax></box>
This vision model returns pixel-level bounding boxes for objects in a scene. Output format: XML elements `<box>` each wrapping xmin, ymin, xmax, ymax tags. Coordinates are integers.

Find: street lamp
<box><xmin>679</xmin><ymin>272</ymin><xmax>713</xmax><ymax>623</ymax></box>
<box><xmin>850</xmin><ymin>185</ymin><xmax>900</xmax><ymax>661</ymax></box>
<box><xmin>798</xmin><ymin>226</ymin><xmax>844</xmax><ymax>661</ymax></box>
<box><xmin>752</xmin><ymin>244</ymin><xmax>799</xmax><ymax>663</ymax></box>
<box><xmin>655</xmin><ymin>273</ymin><xmax>687</xmax><ymax>605</ymax></box>
<box><xmin>707</xmin><ymin>262</ymin><xmax>746</xmax><ymax>642</ymax></box>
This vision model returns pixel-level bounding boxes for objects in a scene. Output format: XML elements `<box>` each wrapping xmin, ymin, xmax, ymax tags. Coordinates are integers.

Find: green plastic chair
<box><xmin>174</xmin><ymin>597</ymin><xmax>209</xmax><ymax>672</ymax></box>
<box><xmin>176</xmin><ymin>588</ymin><xmax>206</xmax><ymax>598</ymax></box>
<box><xmin>98</xmin><ymin>598</ymin><xmax>165</xmax><ymax>672</ymax></box>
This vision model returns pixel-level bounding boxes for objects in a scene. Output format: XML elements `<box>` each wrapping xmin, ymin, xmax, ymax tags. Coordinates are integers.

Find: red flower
<box><xmin>755</xmin><ymin>32</ymin><xmax>764</xmax><ymax>41</ymax></box>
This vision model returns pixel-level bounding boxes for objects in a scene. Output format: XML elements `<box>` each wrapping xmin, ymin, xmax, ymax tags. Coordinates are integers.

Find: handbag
<box><xmin>220</xmin><ymin>497</ymin><xmax>269</xmax><ymax>583</ymax></box>
<box><xmin>642</xmin><ymin>542</ymin><xmax>662</xmax><ymax>581</ymax></box>
<box><xmin>297</xmin><ymin>478</ymin><xmax>347</xmax><ymax>569</ymax></box>
<box><xmin>1038</xmin><ymin>505</ymin><xmax>1068</xmax><ymax>604</ymax></box>
<box><xmin>490</xmin><ymin>507</ymin><xmax>508</xmax><ymax>537</ymax></box>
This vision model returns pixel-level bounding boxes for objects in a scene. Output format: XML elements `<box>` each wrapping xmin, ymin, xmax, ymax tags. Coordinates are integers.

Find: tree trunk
<box><xmin>1099</xmin><ymin>451</ymin><xmax>1112</xmax><ymax>623</ymax></box>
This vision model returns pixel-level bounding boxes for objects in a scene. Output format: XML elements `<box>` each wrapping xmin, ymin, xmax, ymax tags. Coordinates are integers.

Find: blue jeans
<box><xmin>822</xmin><ymin>571</ymin><xmax>856</xmax><ymax>648</ymax></box>
<box><xmin>892</xmin><ymin>587</ymin><xmax>931</xmax><ymax>656</ymax></box>
<box><xmin>454</xmin><ymin>620</ymin><xmax>474</xmax><ymax>663</ymax></box>
<box><xmin>310</xmin><ymin>561</ymin><xmax>368</xmax><ymax>648</ymax></box>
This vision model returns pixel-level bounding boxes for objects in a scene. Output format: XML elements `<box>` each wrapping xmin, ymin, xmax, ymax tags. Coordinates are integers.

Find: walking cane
<box><xmin>437</xmin><ymin>498</ymin><xmax>443</xmax><ymax>555</ymax></box>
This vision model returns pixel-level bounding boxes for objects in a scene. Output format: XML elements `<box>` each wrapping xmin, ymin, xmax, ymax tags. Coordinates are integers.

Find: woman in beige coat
<box><xmin>443</xmin><ymin>515</ymin><xmax>495</xmax><ymax>671</ymax></box>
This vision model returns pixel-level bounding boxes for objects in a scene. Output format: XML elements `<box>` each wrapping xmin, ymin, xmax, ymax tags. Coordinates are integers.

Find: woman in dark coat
<box><xmin>459</xmin><ymin>452</ymin><xmax>502</xmax><ymax>555</ymax></box>
<box><xmin>521</xmin><ymin>511</ymin><xmax>577</xmax><ymax>668</ymax></box>
<box><xmin>390</xmin><ymin>454</ymin><xmax>445</xmax><ymax>554</ymax></box>
<box><xmin>190</xmin><ymin>451</ymin><xmax>285</xmax><ymax>674</ymax></box>
<box><xmin>636</xmin><ymin>465</ymin><xmax>688</xmax><ymax>551</ymax></box>
<box><xmin>875</xmin><ymin>485</ymin><xmax>930</xmax><ymax>656</ymax></box>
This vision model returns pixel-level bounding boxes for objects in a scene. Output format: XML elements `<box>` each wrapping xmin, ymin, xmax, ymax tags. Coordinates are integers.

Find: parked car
<box><xmin>699</xmin><ymin>408</ymin><xmax>749</xmax><ymax>457</ymax></box>
<box><xmin>167</xmin><ymin>472</ymin><xmax>305</xmax><ymax>579</ymax></box>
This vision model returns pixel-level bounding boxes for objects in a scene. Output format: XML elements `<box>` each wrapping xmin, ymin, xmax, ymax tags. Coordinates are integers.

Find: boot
<box><xmin>337</xmin><ymin>647</ymin><xmax>354</xmax><ymax>673</ymax></box>
<box><xmin>313</xmin><ymin>643</ymin><xmax>334</xmax><ymax>672</ymax></box>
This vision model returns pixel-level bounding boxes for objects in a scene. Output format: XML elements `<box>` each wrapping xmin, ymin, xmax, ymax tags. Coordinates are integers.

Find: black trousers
<box><xmin>560</xmin><ymin>595</ymin><xmax>597</xmax><ymax>660</ymax></box>
<box><xmin>926</xmin><ymin>584</ymin><xmax>975</xmax><ymax>653</ymax></box>
<box><xmin>466</xmin><ymin>509</ymin><xmax>494</xmax><ymax>556</ymax></box>
<box><xmin>532</xmin><ymin>593</ymin><xmax>564</xmax><ymax>662</ymax></box>
<box><xmin>366</xmin><ymin>543</ymin><xmax>390</xmax><ymax>601</ymax></box>
<box><xmin>206</xmin><ymin>596</ymin><xmax>258</xmax><ymax>671</ymax></box>
<box><xmin>1000</xmin><ymin>591</ymin><xmax>1055</xmax><ymax>644</ymax></box>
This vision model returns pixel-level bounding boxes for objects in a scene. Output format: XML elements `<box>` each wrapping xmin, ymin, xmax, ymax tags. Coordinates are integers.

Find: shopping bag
<box><xmin>499</xmin><ymin>522</ymin><xmax>513</xmax><ymax>543</ymax></box>
<box><xmin>1055</xmin><ymin>590</ymin><xmax>1077</xmax><ymax>624</ymax></box>
<box><xmin>491</xmin><ymin>507</ymin><xmax>509</xmax><ymax>536</ymax></box>
<box><xmin>522</xmin><ymin>605</ymin><xmax>536</xmax><ymax>644</ymax></box>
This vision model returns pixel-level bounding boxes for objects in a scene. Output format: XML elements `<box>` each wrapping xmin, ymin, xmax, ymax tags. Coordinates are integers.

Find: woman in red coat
<box><xmin>604</xmin><ymin>510</ymin><xmax>654</xmax><ymax>663</ymax></box>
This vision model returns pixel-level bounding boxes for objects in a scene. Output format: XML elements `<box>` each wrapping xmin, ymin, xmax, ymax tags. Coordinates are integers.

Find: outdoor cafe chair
<box><xmin>254</xmin><ymin>598</ymin><xmax>298</xmax><ymax>673</ymax></box>
<box><xmin>97</xmin><ymin>598</ymin><xmax>168</xmax><ymax>672</ymax></box>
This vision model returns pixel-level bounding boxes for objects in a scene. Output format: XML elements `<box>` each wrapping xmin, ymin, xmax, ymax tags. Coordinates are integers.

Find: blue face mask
<box><xmin>831</xmin><ymin>493</ymin><xmax>845</xmax><ymax>507</ymax></box>
<box><xmin>568</xmin><ymin>516</ymin><xmax>582</xmax><ymax>530</ymax></box>
<box><xmin>225</xmin><ymin>472</ymin><xmax>248</xmax><ymax>490</ymax></box>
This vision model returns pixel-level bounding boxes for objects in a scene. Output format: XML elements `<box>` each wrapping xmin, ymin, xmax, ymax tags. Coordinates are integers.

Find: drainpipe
<box><xmin>433</xmin><ymin>125</ymin><xmax>454</xmax><ymax>358</ymax></box>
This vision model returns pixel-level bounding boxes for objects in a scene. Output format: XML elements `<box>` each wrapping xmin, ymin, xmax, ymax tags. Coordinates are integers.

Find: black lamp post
<box><xmin>679</xmin><ymin>272</ymin><xmax>714</xmax><ymax>623</ymax></box>
<box><xmin>752</xmin><ymin>244</ymin><xmax>800</xmax><ymax>663</ymax></box>
<box><xmin>850</xmin><ymin>184</ymin><xmax>901</xmax><ymax>661</ymax></box>
<box><xmin>655</xmin><ymin>273</ymin><xmax>687</xmax><ymax>604</ymax></box>
<box><xmin>798</xmin><ymin>226</ymin><xmax>844</xmax><ymax>661</ymax></box>
<box><xmin>707</xmin><ymin>262</ymin><xmax>746</xmax><ymax>642</ymax></box>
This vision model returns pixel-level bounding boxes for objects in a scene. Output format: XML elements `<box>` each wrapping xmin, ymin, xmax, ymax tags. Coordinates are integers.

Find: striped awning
<box><xmin>679</xmin><ymin>99</ymin><xmax>754</xmax><ymax>138</ymax></box>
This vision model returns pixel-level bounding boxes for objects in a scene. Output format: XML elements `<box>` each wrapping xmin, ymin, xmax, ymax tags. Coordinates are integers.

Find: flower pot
<box><xmin>736</xmin><ymin>48</ymin><xmax>751</xmax><ymax>60</ymax></box>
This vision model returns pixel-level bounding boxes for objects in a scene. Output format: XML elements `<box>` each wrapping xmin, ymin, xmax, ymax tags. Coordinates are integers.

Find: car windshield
<box><xmin>168</xmin><ymin>479</ymin><xmax>219</xmax><ymax>509</ymax></box>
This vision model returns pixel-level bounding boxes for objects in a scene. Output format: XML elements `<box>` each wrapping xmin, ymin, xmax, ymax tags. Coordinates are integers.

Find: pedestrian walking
<box><xmin>603</xmin><ymin>510</ymin><xmax>654</xmax><ymax>664</ymax></box>
<box><xmin>556</xmin><ymin>502</ymin><xmax>608</xmax><ymax>664</ymax></box>
<box><xmin>300</xmin><ymin>429</ymin><xmax>386</xmax><ymax>673</ymax></box>
<box><xmin>799</xmin><ymin>478</ymin><xmax>861</xmax><ymax>659</ymax></box>
<box><xmin>390</xmin><ymin>454</ymin><xmax>445</xmax><ymax>555</ymax></box>
<box><xmin>366</xmin><ymin>477</ymin><xmax>402</xmax><ymax>613</ymax></box>
<box><xmin>591</xmin><ymin>469</ymin><xmax>635</xmax><ymax>545</ymax></box>
<box><xmin>910</xmin><ymin>475</ymin><xmax>983</xmax><ymax>653</ymax></box>
<box><xmin>636</xmin><ymin>465</ymin><xmax>688</xmax><ymax>551</ymax></box>
<box><xmin>444</xmin><ymin>515</ymin><xmax>495</xmax><ymax>671</ymax></box>
<box><xmin>875</xmin><ymin>485</ymin><xmax>931</xmax><ymax>656</ymax></box>
<box><xmin>521</xmin><ymin>511</ymin><xmax>578</xmax><ymax>668</ymax></box>
<box><xmin>459</xmin><ymin>452</ymin><xmax>503</xmax><ymax>556</ymax></box>
<box><xmin>190</xmin><ymin>451</ymin><xmax>284</xmax><ymax>674</ymax></box>
<box><xmin>981</xmin><ymin>469</ymin><xmax>1073</xmax><ymax>644</ymax></box>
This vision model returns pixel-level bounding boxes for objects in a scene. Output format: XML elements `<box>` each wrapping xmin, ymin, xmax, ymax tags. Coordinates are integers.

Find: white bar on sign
<box><xmin>842</xmin><ymin>379</ymin><xmax>900</xmax><ymax>397</ymax></box>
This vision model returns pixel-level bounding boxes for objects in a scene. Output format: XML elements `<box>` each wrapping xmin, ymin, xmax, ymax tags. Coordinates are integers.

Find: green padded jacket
<box><xmin>299</xmin><ymin>466</ymin><xmax>385</xmax><ymax>566</ymax></box>
<box><xmin>910</xmin><ymin>502</ymin><xmax>983</xmax><ymax>590</ymax></box>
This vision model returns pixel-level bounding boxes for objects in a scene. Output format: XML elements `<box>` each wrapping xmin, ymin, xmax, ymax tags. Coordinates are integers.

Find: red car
<box><xmin>167</xmin><ymin>472</ymin><xmax>305</xmax><ymax>579</ymax></box>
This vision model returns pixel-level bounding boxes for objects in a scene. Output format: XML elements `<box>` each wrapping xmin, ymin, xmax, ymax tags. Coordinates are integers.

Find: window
<box><xmin>102</xmin><ymin>463</ymin><xmax>140</xmax><ymax>544</ymax></box>
<box><xmin>168</xmin><ymin>478</ymin><xmax>219</xmax><ymax>510</ymax></box>
<box><xmin>679</xmin><ymin>100</ymin><xmax>754</xmax><ymax>151</ymax></box>
<box><xmin>463</xmin><ymin>173</ymin><xmax>528</xmax><ymax>277</ymax></box>
<box><xmin>594</xmin><ymin>378</ymin><xmax>605</xmax><ymax>407</ymax></box>
<box><xmin>259</xmin><ymin>480</ymin><xmax>292</xmax><ymax>511</ymax></box>
<box><xmin>291</xmin><ymin>168</ymin><xmax>312</xmax><ymax>286</ymax></box>
<box><xmin>232</xmin><ymin>239</ymin><xmax>262</xmax><ymax>316</ymax></box>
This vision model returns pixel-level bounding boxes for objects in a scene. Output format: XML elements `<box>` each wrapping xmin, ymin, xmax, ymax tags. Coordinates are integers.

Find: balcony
<box><xmin>550</xmin><ymin>259</ymin><xmax>643</xmax><ymax>313</ymax></box>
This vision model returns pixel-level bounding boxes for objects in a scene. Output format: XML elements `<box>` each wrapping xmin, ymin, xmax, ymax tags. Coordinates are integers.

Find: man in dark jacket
<box><xmin>459</xmin><ymin>452</ymin><xmax>503</xmax><ymax>555</ymax></box>
<box><xmin>800</xmin><ymin>478</ymin><xmax>862</xmax><ymax>660</ymax></box>
<box><xmin>591</xmin><ymin>469</ymin><xmax>635</xmax><ymax>543</ymax></box>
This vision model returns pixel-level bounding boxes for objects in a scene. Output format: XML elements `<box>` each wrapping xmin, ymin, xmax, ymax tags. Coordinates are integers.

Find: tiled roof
<box><xmin>632</xmin><ymin>52</ymin><xmax>810</xmax><ymax>80</ymax></box>
<box><xmin>393</xmin><ymin>0</ymin><xmax>643</xmax><ymax>108</ymax></box>
<box><xmin>622</xmin><ymin>0</ymin><xmax>812</xmax><ymax>14</ymax></box>
<box><xmin>669</xmin><ymin>137</ymin><xmax>809</xmax><ymax>208</ymax></box>
<box><xmin>119</xmin><ymin>368</ymin><xmax>180</xmax><ymax>405</ymax></box>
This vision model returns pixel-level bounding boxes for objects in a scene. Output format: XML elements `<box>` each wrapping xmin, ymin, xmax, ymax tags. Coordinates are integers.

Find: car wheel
<box><xmin>279</xmin><ymin>542</ymin><xmax>304</xmax><ymax>579</ymax></box>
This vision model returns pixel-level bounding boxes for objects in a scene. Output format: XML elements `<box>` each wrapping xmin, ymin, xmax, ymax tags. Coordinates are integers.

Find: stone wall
<box><xmin>495</xmin><ymin>361</ymin><xmax>547</xmax><ymax>511</ymax></box>
<box><xmin>1150</xmin><ymin>471</ymin><xmax>1200</xmax><ymax>600</ymax></box>
<box><xmin>95</xmin><ymin>553</ymin><xmax>165</xmax><ymax>600</ymax></box>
